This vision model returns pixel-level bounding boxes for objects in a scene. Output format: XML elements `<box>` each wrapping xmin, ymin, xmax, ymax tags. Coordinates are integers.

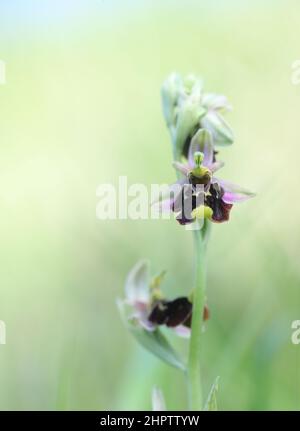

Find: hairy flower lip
<box><xmin>148</xmin><ymin>297</ymin><xmax>192</xmax><ymax>328</ymax></box>
<box><xmin>205</xmin><ymin>183</ymin><xmax>233</xmax><ymax>223</ymax></box>
<box><xmin>149</xmin><ymin>297</ymin><xmax>210</xmax><ymax>333</ymax></box>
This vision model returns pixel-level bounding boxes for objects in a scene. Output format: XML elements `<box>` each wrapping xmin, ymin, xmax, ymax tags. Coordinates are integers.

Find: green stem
<box><xmin>187</xmin><ymin>228</ymin><xmax>207</xmax><ymax>410</ymax></box>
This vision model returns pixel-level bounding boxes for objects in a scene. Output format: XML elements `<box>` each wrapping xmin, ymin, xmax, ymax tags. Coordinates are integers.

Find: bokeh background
<box><xmin>0</xmin><ymin>0</ymin><xmax>299</xmax><ymax>410</ymax></box>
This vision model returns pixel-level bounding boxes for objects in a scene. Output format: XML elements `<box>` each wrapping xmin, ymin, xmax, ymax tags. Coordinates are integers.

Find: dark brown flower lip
<box><xmin>172</xmin><ymin>181</ymin><xmax>233</xmax><ymax>225</ymax></box>
<box><xmin>148</xmin><ymin>297</ymin><xmax>192</xmax><ymax>328</ymax></box>
<box><xmin>205</xmin><ymin>183</ymin><xmax>233</xmax><ymax>223</ymax></box>
<box><xmin>148</xmin><ymin>297</ymin><xmax>210</xmax><ymax>329</ymax></box>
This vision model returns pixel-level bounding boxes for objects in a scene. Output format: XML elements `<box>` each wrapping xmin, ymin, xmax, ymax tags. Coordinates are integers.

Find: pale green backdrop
<box><xmin>0</xmin><ymin>0</ymin><xmax>299</xmax><ymax>410</ymax></box>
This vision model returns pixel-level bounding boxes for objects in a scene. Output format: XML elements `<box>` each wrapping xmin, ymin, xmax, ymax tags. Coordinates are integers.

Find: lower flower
<box><xmin>119</xmin><ymin>260</ymin><xmax>209</xmax><ymax>338</ymax></box>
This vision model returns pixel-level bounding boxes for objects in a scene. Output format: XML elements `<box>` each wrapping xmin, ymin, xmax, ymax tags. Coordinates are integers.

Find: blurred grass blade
<box><xmin>152</xmin><ymin>386</ymin><xmax>166</xmax><ymax>411</ymax></box>
<box><xmin>204</xmin><ymin>376</ymin><xmax>220</xmax><ymax>411</ymax></box>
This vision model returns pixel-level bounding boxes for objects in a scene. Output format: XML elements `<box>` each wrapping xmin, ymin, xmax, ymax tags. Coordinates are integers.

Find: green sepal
<box><xmin>202</xmin><ymin>111</ymin><xmax>234</xmax><ymax>146</ymax></box>
<box><xmin>128</xmin><ymin>319</ymin><xmax>186</xmax><ymax>371</ymax></box>
<box><xmin>117</xmin><ymin>299</ymin><xmax>186</xmax><ymax>371</ymax></box>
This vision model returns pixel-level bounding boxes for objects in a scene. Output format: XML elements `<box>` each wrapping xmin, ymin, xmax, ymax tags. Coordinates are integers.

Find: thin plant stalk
<box><xmin>187</xmin><ymin>228</ymin><xmax>207</xmax><ymax>410</ymax></box>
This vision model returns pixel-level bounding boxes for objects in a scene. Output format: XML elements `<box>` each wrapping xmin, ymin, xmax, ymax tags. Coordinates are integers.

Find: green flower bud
<box><xmin>161</xmin><ymin>73</ymin><xmax>234</xmax><ymax>161</ymax></box>
<box><xmin>201</xmin><ymin>111</ymin><xmax>234</xmax><ymax>146</ymax></box>
<box><xmin>161</xmin><ymin>72</ymin><xmax>182</xmax><ymax>129</ymax></box>
<box><xmin>174</xmin><ymin>100</ymin><xmax>206</xmax><ymax>160</ymax></box>
<box><xmin>183</xmin><ymin>74</ymin><xmax>202</xmax><ymax>94</ymax></box>
<box><xmin>161</xmin><ymin>73</ymin><xmax>206</xmax><ymax>160</ymax></box>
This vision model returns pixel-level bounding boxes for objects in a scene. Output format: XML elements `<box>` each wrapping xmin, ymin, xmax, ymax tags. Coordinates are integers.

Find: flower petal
<box><xmin>125</xmin><ymin>260</ymin><xmax>150</xmax><ymax>304</ymax></box>
<box><xmin>118</xmin><ymin>298</ymin><xmax>156</xmax><ymax>332</ymax></box>
<box><xmin>215</xmin><ymin>178</ymin><xmax>256</xmax><ymax>203</ymax></box>
<box><xmin>188</xmin><ymin>129</ymin><xmax>214</xmax><ymax>168</ymax></box>
<box><xmin>210</xmin><ymin>160</ymin><xmax>224</xmax><ymax>173</ymax></box>
<box><xmin>172</xmin><ymin>161</ymin><xmax>190</xmax><ymax>176</ymax></box>
<box><xmin>151</xmin><ymin>181</ymin><xmax>184</xmax><ymax>214</ymax></box>
<box><xmin>173</xmin><ymin>325</ymin><xmax>191</xmax><ymax>338</ymax></box>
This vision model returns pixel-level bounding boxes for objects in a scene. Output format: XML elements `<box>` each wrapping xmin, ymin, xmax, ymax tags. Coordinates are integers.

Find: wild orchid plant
<box><xmin>118</xmin><ymin>73</ymin><xmax>255</xmax><ymax>411</ymax></box>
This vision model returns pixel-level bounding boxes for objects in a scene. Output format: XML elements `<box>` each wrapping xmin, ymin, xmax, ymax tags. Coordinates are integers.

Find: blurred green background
<box><xmin>0</xmin><ymin>0</ymin><xmax>299</xmax><ymax>411</ymax></box>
